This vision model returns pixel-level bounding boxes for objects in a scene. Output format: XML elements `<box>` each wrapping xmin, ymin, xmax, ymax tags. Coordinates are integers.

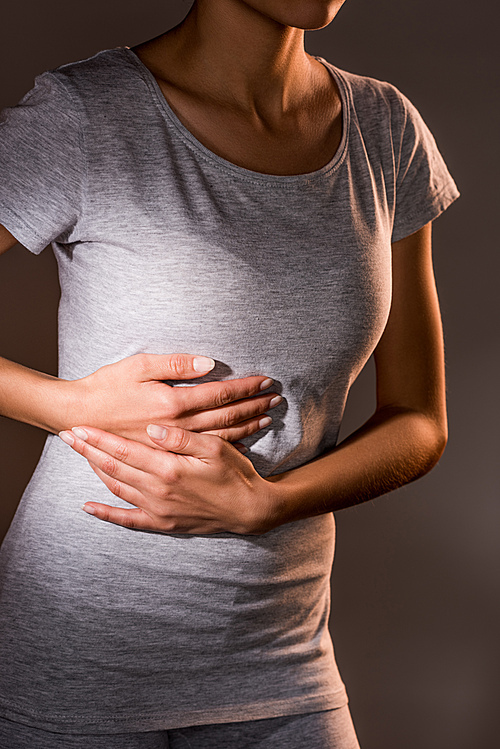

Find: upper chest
<box><xmin>157</xmin><ymin>87</ymin><xmax>342</xmax><ymax>176</ymax></box>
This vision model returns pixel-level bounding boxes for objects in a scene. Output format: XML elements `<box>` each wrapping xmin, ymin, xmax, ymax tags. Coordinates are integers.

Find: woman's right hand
<box><xmin>72</xmin><ymin>353</ymin><xmax>280</xmax><ymax>446</ymax></box>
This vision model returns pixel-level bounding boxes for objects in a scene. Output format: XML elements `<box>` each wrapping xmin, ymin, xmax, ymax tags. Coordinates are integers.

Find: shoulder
<box><xmin>43</xmin><ymin>48</ymin><xmax>146</xmax><ymax>113</ymax></box>
<box><xmin>51</xmin><ymin>47</ymin><xmax>133</xmax><ymax>82</ymax></box>
<box><xmin>16</xmin><ymin>47</ymin><xmax>158</xmax><ymax>142</ymax></box>
<box><xmin>317</xmin><ymin>58</ymin><xmax>418</xmax><ymax>135</ymax></box>
<box><xmin>0</xmin><ymin>50</ymin><xmax>137</xmax><ymax>141</ymax></box>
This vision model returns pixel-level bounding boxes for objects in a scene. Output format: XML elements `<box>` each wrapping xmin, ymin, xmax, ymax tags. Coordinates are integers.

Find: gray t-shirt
<box><xmin>0</xmin><ymin>48</ymin><xmax>459</xmax><ymax>733</ymax></box>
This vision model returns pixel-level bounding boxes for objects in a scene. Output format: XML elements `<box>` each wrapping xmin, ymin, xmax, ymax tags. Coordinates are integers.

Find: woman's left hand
<box><xmin>59</xmin><ymin>425</ymin><xmax>279</xmax><ymax>535</ymax></box>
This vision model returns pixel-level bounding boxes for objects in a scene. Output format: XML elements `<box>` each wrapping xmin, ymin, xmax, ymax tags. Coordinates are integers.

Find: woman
<box><xmin>0</xmin><ymin>0</ymin><xmax>459</xmax><ymax>746</ymax></box>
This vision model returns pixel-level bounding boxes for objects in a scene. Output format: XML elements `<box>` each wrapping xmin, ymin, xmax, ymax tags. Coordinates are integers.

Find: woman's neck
<box><xmin>135</xmin><ymin>0</ymin><xmax>319</xmax><ymax>121</ymax></box>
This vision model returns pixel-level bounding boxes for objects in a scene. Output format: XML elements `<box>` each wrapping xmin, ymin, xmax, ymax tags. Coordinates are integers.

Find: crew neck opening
<box><xmin>122</xmin><ymin>47</ymin><xmax>349</xmax><ymax>185</ymax></box>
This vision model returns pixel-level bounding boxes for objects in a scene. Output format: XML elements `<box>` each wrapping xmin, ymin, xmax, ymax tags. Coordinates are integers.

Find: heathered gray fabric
<box><xmin>0</xmin><ymin>706</ymin><xmax>360</xmax><ymax>748</ymax></box>
<box><xmin>0</xmin><ymin>48</ymin><xmax>459</xmax><ymax>734</ymax></box>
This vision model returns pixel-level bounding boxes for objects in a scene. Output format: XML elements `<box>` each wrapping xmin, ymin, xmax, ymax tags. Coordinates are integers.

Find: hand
<box><xmin>59</xmin><ymin>424</ymin><xmax>280</xmax><ymax>535</ymax></box>
<box><xmin>71</xmin><ymin>353</ymin><xmax>281</xmax><ymax>446</ymax></box>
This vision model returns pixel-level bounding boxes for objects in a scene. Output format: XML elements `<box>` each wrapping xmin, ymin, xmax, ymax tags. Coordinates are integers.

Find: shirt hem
<box><xmin>391</xmin><ymin>184</ymin><xmax>460</xmax><ymax>243</ymax></box>
<box><xmin>0</xmin><ymin>688</ymin><xmax>349</xmax><ymax>734</ymax></box>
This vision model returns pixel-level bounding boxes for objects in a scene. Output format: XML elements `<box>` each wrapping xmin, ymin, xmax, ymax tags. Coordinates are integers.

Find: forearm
<box><xmin>266</xmin><ymin>407</ymin><xmax>447</xmax><ymax>526</ymax></box>
<box><xmin>0</xmin><ymin>356</ymin><xmax>79</xmax><ymax>433</ymax></box>
<box><xmin>0</xmin><ymin>353</ymin><xmax>281</xmax><ymax>445</ymax></box>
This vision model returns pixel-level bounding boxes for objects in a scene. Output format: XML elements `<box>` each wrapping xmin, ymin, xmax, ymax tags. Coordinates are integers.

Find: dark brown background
<box><xmin>1</xmin><ymin>1</ymin><xmax>498</xmax><ymax>747</ymax></box>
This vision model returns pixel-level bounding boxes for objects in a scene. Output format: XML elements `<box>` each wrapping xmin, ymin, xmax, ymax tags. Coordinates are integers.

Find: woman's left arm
<box><xmin>264</xmin><ymin>220</ymin><xmax>448</xmax><ymax>522</ymax></box>
<box><xmin>59</xmin><ymin>222</ymin><xmax>448</xmax><ymax>534</ymax></box>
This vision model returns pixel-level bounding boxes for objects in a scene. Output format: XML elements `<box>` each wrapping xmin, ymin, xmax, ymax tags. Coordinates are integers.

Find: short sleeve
<box><xmin>0</xmin><ymin>71</ymin><xmax>85</xmax><ymax>254</ymax></box>
<box><xmin>391</xmin><ymin>93</ymin><xmax>460</xmax><ymax>243</ymax></box>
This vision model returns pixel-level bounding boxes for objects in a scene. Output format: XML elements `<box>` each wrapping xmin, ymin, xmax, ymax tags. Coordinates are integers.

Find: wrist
<box><xmin>21</xmin><ymin>372</ymin><xmax>90</xmax><ymax>434</ymax></box>
<box><xmin>50</xmin><ymin>376</ymin><xmax>91</xmax><ymax>433</ymax></box>
<box><xmin>261</xmin><ymin>469</ymin><xmax>321</xmax><ymax>529</ymax></box>
<box><xmin>249</xmin><ymin>475</ymin><xmax>296</xmax><ymax>534</ymax></box>
<box><xmin>26</xmin><ymin>373</ymin><xmax>85</xmax><ymax>434</ymax></box>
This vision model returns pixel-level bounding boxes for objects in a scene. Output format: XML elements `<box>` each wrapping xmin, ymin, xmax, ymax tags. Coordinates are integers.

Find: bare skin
<box><xmin>57</xmin><ymin>1</ymin><xmax>448</xmax><ymax>533</ymax></box>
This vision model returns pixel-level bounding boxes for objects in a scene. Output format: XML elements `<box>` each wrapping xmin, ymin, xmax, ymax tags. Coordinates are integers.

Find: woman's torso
<box><xmin>0</xmin><ymin>46</ymin><xmax>424</xmax><ymax>732</ymax></box>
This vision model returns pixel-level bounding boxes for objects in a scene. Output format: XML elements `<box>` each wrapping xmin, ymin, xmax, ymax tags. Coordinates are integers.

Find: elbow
<box><xmin>389</xmin><ymin>406</ymin><xmax>448</xmax><ymax>481</ymax></box>
<box><xmin>433</xmin><ymin>405</ymin><xmax>448</xmax><ymax>458</ymax></box>
<box><xmin>419</xmin><ymin>412</ymin><xmax>448</xmax><ymax>475</ymax></box>
<box><xmin>431</xmin><ymin>424</ymin><xmax>448</xmax><ymax>464</ymax></box>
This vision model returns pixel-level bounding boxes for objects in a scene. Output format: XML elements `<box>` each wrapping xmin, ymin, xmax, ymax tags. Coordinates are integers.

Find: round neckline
<box><xmin>122</xmin><ymin>46</ymin><xmax>349</xmax><ymax>185</ymax></box>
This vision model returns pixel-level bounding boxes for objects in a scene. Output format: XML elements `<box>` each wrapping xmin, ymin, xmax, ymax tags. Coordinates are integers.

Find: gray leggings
<box><xmin>0</xmin><ymin>707</ymin><xmax>360</xmax><ymax>748</ymax></box>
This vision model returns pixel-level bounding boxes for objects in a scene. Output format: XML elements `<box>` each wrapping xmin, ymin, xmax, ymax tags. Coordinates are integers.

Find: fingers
<box><xmin>82</xmin><ymin>499</ymin><xmax>160</xmax><ymax>532</ymax></box>
<box><xmin>174</xmin><ymin>377</ymin><xmax>280</xmax><ymax>423</ymax></box>
<box><xmin>204</xmin><ymin>414</ymin><xmax>272</xmax><ymax>442</ymax></box>
<box><xmin>178</xmin><ymin>390</ymin><xmax>281</xmax><ymax>435</ymax></box>
<box><xmin>136</xmin><ymin>355</ymin><xmax>280</xmax><ymax>434</ymax></box>
<box><xmin>135</xmin><ymin>352</ymin><xmax>216</xmax><ymax>381</ymax></box>
<box><xmin>59</xmin><ymin>426</ymin><xmax>165</xmax><ymax>478</ymax></box>
<box><xmin>175</xmin><ymin>376</ymin><xmax>273</xmax><ymax>412</ymax></box>
<box><xmin>59</xmin><ymin>423</ymin><xmax>218</xmax><ymax>473</ymax></box>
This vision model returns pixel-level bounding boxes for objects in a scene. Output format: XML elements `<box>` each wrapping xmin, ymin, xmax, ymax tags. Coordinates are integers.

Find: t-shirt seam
<box><xmin>45</xmin><ymin>70</ymin><xmax>89</xmax><ymax>239</ymax></box>
<box><xmin>395</xmin><ymin>89</ymin><xmax>409</xmax><ymax>183</ymax></box>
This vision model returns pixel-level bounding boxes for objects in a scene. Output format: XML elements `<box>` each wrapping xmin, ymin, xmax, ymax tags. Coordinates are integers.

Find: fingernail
<box><xmin>269</xmin><ymin>395</ymin><xmax>283</xmax><ymax>408</ymax></box>
<box><xmin>237</xmin><ymin>444</ymin><xmax>249</xmax><ymax>454</ymax></box>
<box><xmin>259</xmin><ymin>416</ymin><xmax>272</xmax><ymax>429</ymax></box>
<box><xmin>72</xmin><ymin>427</ymin><xmax>88</xmax><ymax>441</ymax></box>
<box><xmin>147</xmin><ymin>424</ymin><xmax>168</xmax><ymax>440</ymax></box>
<box><xmin>260</xmin><ymin>378</ymin><xmax>274</xmax><ymax>391</ymax></box>
<box><xmin>193</xmin><ymin>356</ymin><xmax>215</xmax><ymax>373</ymax></box>
<box><xmin>59</xmin><ymin>430</ymin><xmax>75</xmax><ymax>446</ymax></box>
<box><xmin>82</xmin><ymin>504</ymin><xmax>96</xmax><ymax>515</ymax></box>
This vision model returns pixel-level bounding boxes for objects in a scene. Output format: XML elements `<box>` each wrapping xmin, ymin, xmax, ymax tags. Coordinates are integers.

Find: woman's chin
<box><xmin>241</xmin><ymin>0</ymin><xmax>346</xmax><ymax>31</ymax></box>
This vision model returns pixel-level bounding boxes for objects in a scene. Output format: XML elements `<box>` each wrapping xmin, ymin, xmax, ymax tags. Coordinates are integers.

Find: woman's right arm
<box><xmin>0</xmin><ymin>225</ymin><xmax>280</xmax><ymax>445</ymax></box>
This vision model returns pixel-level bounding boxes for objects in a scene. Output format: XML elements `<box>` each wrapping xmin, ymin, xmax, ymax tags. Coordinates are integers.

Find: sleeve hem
<box><xmin>0</xmin><ymin>202</ymin><xmax>50</xmax><ymax>254</ymax></box>
<box><xmin>391</xmin><ymin>185</ymin><xmax>460</xmax><ymax>243</ymax></box>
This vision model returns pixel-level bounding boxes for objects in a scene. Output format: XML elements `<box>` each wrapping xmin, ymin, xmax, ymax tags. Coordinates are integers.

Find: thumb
<box><xmin>138</xmin><ymin>353</ymin><xmax>215</xmax><ymax>381</ymax></box>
